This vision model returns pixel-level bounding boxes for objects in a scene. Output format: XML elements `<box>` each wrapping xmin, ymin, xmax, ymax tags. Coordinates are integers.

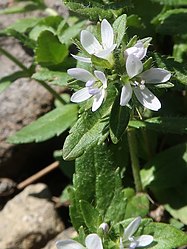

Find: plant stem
<box><xmin>0</xmin><ymin>46</ymin><xmax>28</xmax><ymax>71</ymax></box>
<box><xmin>38</xmin><ymin>80</ymin><xmax>66</xmax><ymax>105</ymax></box>
<box><xmin>127</xmin><ymin>127</ymin><xmax>143</xmax><ymax>193</ymax></box>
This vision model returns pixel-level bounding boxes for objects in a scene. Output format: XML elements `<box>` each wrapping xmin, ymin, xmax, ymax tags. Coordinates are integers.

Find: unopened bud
<box><xmin>99</xmin><ymin>222</ymin><xmax>109</xmax><ymax>233</ymax></box>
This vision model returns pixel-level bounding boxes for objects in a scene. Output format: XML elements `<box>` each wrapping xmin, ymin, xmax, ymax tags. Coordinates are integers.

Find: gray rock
<box><xmin>42</xmin><ymin>227</ymin><xmax>77</xmax><ymax>249</ymax></box>
<box><xmin>0</xmin><ymin>183</ymin><xmax>64</xmax><ymax>249</ymax></box>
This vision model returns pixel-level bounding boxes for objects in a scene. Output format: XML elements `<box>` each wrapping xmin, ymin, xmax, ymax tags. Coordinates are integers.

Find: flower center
<box><xmin>86</xmin><ymin>79</ymin><xmax>102</xmax><ymax>95</ymax></box>
<box><xmin>131</xmin><ymin>79</ymin><xmax>145</xmax><ymax>90</ymax></box>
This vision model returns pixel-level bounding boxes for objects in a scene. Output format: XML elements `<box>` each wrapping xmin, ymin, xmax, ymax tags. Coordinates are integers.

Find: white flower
<box><xmin>124</xmin><ymin>37</ymin><xmax>152</xmax><ymax>60</ymax></box>
<box><xmin>67</xmin><ymin>68</ymin><xmax>107</xmax><ymax>112</ymax></box>
<box><xmin>124</xmin><ymin>41</ymin><xmax>147</xmax><ymax>61</ymax></box>
<box><xmin>120</xmin><ymin>54</ymin><xmax>171</xmax><ymax>111</ymax></box>
<box><xmin>120</xmin><ymin>217</ymin><xmax>153</xmax><ymax>249</ymax></box>
<box><xmin>56</xmin><ymin>233</ymin><xmax>103</xmax><ymax>249</ymax></box>
<box><xmin>72</xmin><ymin>19</ymin><xmax>116</xmax><ymax>63</ymax></box>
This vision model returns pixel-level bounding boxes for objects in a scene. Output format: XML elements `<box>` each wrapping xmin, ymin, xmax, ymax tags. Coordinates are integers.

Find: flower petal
<box><xmin>136</xmin><ymin>235</ymin><xmax>154</xmax><ymax>247</ymax></box>
<box><xmin>101</xmin><ymin>19</ymin><xmax>114</xmax><ymax>49</ymax></box>
<box><xmin>71</xmin><ymin>54</ymin><xmax>91</xmax><ymax>63</ymax></box>
<box><xmin>124</xmin><ymin>217</ymin><xmax>141</xmax><ymax>240</ymax></box>
<box><xmin>92</xmin><ymin>88</ymin><xmax>105</xmax><ymax>112</ymax></box>
<box><xmin>85</xmin><ymin>234</ymin><xmax>103</xmax><ymax>249</ymax></box>
<box><xmin>81</xmin><ymin>30</ymin><xmax>102</xmax><ymax>55</ymax></box>
<box><xmin>126</xmin><ymin>54</ymin><xmax>143</xmax><ymax>78</ymax></box>
<box><xmin>94</xmin><ymin>70</ymin><xmax>107</xmax><ymax>88</ymax></box>
<box><xmin>120</xmin><ymin>83</ymin><xmax>132</xmax><ymax>106</ymax></box>
<box><xmin>140</xmin><ymin>68</ymin><xmax>171</xmax><ymax>83</ymax></box>
<box><xmin>124</xmin><ymin>41</ymin><xmax>147</xmax><ymax>60</ymax></box>
<box><xmin>71</xmin><ymin>87</ymin><xmax>92</xmax><ymax>103</ymax></box>
<box><xmin>134</xmin><ymin>87</ymin><xmax>161</xmax><ymax>111</ymax></box>
<box><xmin>56</xmin><ymin>240</ymin><xmax>85</xmax><ymax>249</ymax></box>
<box><xmin>67</xmin><ymin>68</ymin><xmax>95</xmax><ymax>82</ymax></box>
<box><xmin>95</xmin><ymin>44</ymin><xmax>116</xmax><ymax>59</ymax></box>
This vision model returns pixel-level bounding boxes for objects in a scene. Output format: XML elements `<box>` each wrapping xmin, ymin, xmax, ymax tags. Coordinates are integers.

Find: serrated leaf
<box><xmin>7</xmin><ymin>104</ymin><xmax>78</xmax><ymax>143</ymax></box>
<box><xmin>113</xmin><ymin>14</ymin><xmax>127</xmax><ymax>48</ymax></box>
<box><xmin>35</xmin><ymin>30</ymin><xmax>68</xmax><ymax>65</ymax></box>
<box><xmin>63</xmin><ymin>86</ymin><xmax>117</xmax><ymax>160</ymax></box>
<box><xmin>32</xmin><ymin>68</ymin><xmax>71</xmax><ymax>86</ymax></box>
<box><xmin>141</xmin><ymin>143</ymin><xmax>187</xmax><ymax>189</ymax></box>
<box><xmin>110</xmin><ymin>95</ymin><xmax>130</xmax><ymax>144</ymax></box>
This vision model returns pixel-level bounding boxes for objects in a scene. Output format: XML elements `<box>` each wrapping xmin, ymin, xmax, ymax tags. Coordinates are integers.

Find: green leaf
<box><xmin>91</xmin><ymin>55</ymin><xmax>113</xmax><ymax>69</ymax></box>
<box><xmin>153</xmin><ymin>8</ymin><xmax>187</xmax><ymax>35</ymax></box>
<box><xmin>125</xmin><ymin>192</ymin><xmax>149</xmax><ymax>218</ymax></box>
<box><xmin>151</xmin><ymin>53</ymin><xmax>187</xmax><ymax>86</ymax></box>
<box><xmin>130</xmin><ymin>117</ymin><xmax>187</xmax><ymax>134</ymax></box>
<box><xmin>141</xmin><ymin>143</ymin><xmax>187</xmax><ymax>189</ymax></box>
<box><xmin>113</xmin><ymin>14</ymin><xmax>127</xmax><ymax>48</ymax></box>
<box><xmin>7</xmin><ymin>104</ymin><xmax>78</xmax><ymax>143</ymax></box>
<box><xmin>127</xmin><ymin>14</ymin><xmax>144</xmax><ymax>28</ymax></box>
<box><xmin>57</xmin><ymin>20</ymin><xmax>85</xmax><ymax>45</ymax></box>
<box><xmin>150</xmin><ymin>0</ymin><xmax>187</xmax><ymax>5</ymax></box>
<box><xmin>143</xmin><ymin>222</ymin><xmax>187</xmax><ymax>248</ymax></box>
<box><xmin>0</xmin><ymin>70</ymin><xmax>30</xmax><ymax>92</ymax></box>
<box><xmin>0</xmin><ymin>2</ymin><xmax>45</xmax><ymax>14</ymax></box>
<box><xmin>5</xmin><ymin>18</ymin><xmax>39</xmax><ymax>33</ymax></box>
<box><xmin>80</xmin><ymin>200</ymin><xmax>101</xmax><ymax>232</ymax></box>
<box><xmin>63</xmin><ymin>86</ymin><xmax>117</xmax><ymax>160</ymax></box>
<box><xmin>35</xmin><ymin>30</ymin><xmax>68</xmax><ymax>66</ymax></box>
<box><xmin>0</xmin><ymin>81</ymin><xmax>11</xmax><ymax>93</ymax></box>
<box><xmin>110</xmin><ymin>95</ymin><xmax>130</xmax><ymax>144</ymax></box>
<box><xmin>32</xmin><ymin>68</ymin><xmax>71</xmax><ymax>86</ymax></box>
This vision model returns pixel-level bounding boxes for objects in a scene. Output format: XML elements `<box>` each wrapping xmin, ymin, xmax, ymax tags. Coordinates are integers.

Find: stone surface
<box><xmin>0</xmin><ymin>183</ymin><xmax>64</xmax><ymax>249</ymax></box>
<box><xmin>42</xmin><ymin>227</ymin><xmax>77</xmax><ymax>249</ymax></box>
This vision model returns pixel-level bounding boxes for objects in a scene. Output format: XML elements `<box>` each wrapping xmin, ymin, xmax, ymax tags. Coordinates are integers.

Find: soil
<box><xmin>0</xmin><ymin>0</ymin><xmax>71</xmax><ymax>226</ymax></box>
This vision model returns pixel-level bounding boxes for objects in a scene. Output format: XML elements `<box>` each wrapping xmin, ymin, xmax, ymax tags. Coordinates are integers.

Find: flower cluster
<box><xmin>67</xmin><ymin>19</ymin><xmax>171</xmax><ymax>112</ymax></box>
<box><xmin>56</xmin><ymin>217</ymin><xmax>153</xmax><ymax>249</ymax></box>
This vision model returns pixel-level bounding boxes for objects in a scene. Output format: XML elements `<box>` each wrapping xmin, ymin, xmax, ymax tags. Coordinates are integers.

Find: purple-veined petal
<box><xmin>120</xmin><ymin>83</ymin><xmax>133</xmax><ymax>106</ymax></box>
<box><xmin>123</xmin><ymin>217</ymin><xmax>141</xmax><ymax>240</ymax></box>
<box><xmin>134</xmin><ymin>87</ymin><xmax>161</xmax><ymax>111</ymax></box>
<box><xmin>124</xmin><ymin>41</ymin><xmax>147</xmax><ymax>60</ymax></box>
<box><xmin>126</xmin><ymin>54</ymin><xmax>143</xmax><ymax>78</ymax></box>
<box><xmin>71</xmin><ymin>87</ymin><xmax>92</xmax><ymax>103</ymax></box>
<box><xmin>71</xmin><ymin>54</ymin><xmax>91</xmax><ymax>63</ymax></box>
<box><xmin>85</xmin><ymin>234</ymin><xmax>103</xmax><ymax>249</ymax></box>
<box><xmin>94</xmin><ymin>70</ymin><xmax>107</xmax><ymax>89</ymax></box>
<box><xmin>101</xmin><ymin>19</ymin><xmax>114</xmax><ymax>49</ymax></box>
<box><xmin>92</xmin><ymin>88</ymin><xmax>105</xmax><ymax>112</ymax></box>
<box><xmin>140</xmin><ymin>68</ymin><xmax>171</xmax><ymax>83</ymax></box>
<box><xmin>56</xmin><ymin>239</ymin><xmax>85</xmax><ymax>249</ymax></box>
<box><xmin>95</xmin><ymin>44</ymin><xmax>116</xmax><ymax>59</ymax></box>
<box><xmin>81</xmin><ymin>30</ymin><xmax>102</xmax><ymax>55</ymax></box>
<box><xmin>136</xmin><ymin>235</ymin><xmax>154</xmax><ymax>247</ymax></box>
<box><xmin>67</xmin><ymin>68</ymin><xmax>95</xmax><ymax>82</ymax></box>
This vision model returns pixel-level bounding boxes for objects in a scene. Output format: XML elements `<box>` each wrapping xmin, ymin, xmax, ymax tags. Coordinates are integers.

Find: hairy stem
<box><xmin>127</xmin><ymin>128</ymin><xmax>143</xmax><ymax>193</ymax></box>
